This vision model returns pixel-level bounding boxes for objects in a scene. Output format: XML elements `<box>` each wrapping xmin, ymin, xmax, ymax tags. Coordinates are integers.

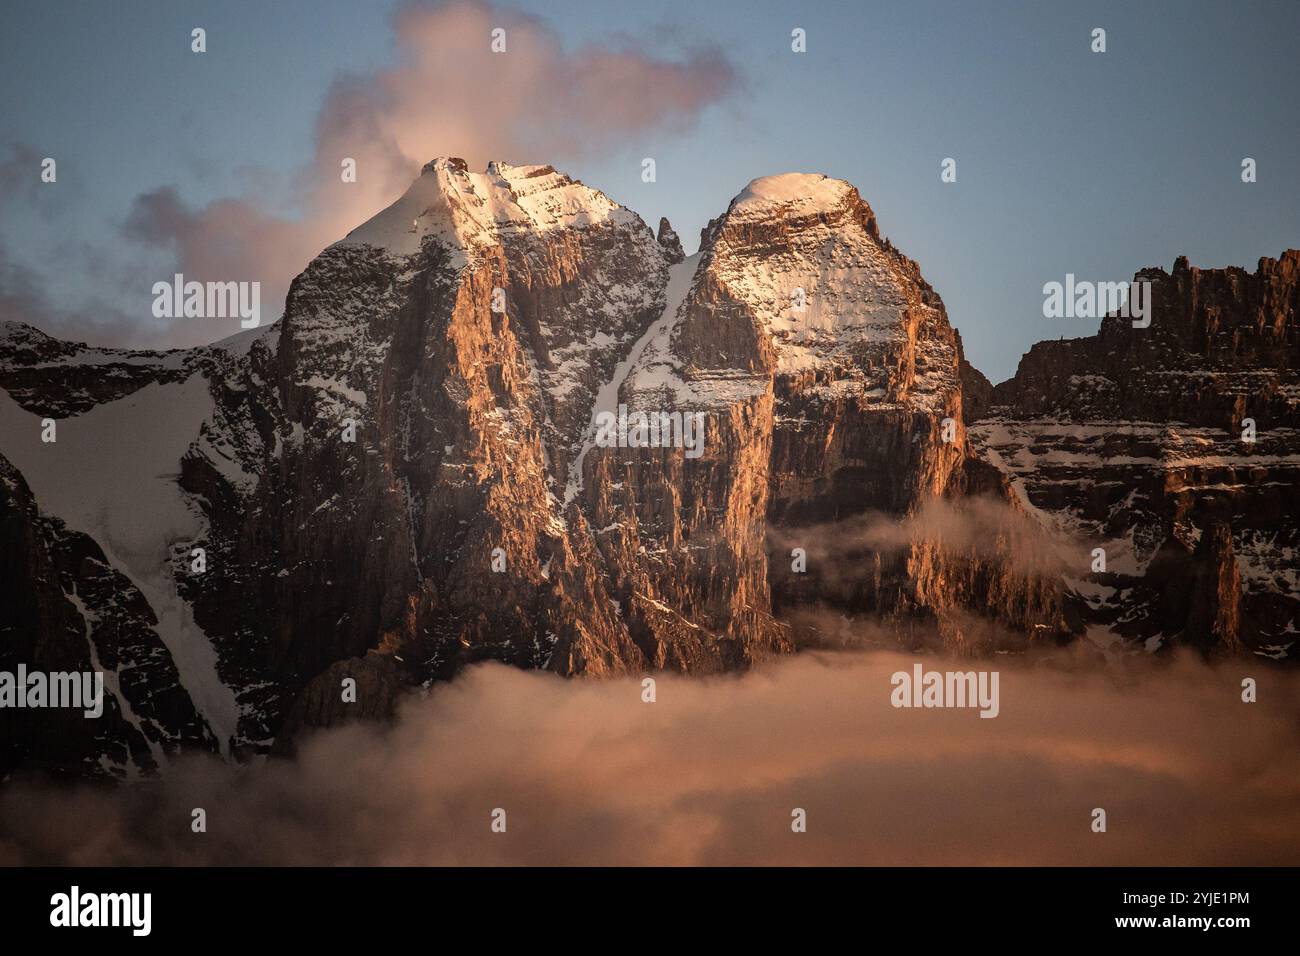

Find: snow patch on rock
<box><xmin>0</xmin><ymin>377</ymin><xmax>240</xmax><ymax>751</ymax></box>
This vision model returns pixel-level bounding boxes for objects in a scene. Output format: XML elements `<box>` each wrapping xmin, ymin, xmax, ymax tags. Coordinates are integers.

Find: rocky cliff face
<box><xmin>970</xmin><ymin>252</ymin><xmax>1300</xmax><ymax>659</ymax></box>
<box><xmin>1</xmin><ymin>162</ymin><xmax>1294</xmax><ymax>779</ymax></box>
<box><xmin>0</xmin><ymin>451</ymin><xmax>214</xmax><ymax>779</ymax></box>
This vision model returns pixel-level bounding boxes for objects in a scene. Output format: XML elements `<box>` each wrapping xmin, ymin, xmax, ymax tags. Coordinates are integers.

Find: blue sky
<box><xmin>3</xmin><ymin>0</ymin><xmax>1298</xmax><ymax>380</ymax></box>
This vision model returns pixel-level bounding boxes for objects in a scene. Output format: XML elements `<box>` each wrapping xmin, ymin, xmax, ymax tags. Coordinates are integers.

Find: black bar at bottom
<box><xmin>0</xmin><ymin>866</ymin><xmax>1283</xmax><ymax>941</ymax></box>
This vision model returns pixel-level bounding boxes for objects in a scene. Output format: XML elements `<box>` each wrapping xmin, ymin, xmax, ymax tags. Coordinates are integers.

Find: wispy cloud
<box><xmin>6</xmin><ymin>0</ymin><xmax>737</xmax><ymax>348</ymax></box>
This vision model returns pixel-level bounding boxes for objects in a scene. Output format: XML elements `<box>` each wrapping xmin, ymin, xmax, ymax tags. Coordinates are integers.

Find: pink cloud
<box><xmin>3</xmin><ymin>648</ymin><xmax>1297</xmax><ymax>865</ymax></box>
<box><xmin>120</xmin><ymin>0</ymin><xmax>738</xmax><ymax>344</ymax></box>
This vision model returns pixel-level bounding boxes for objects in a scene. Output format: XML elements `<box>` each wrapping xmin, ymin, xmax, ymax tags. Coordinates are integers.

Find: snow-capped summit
<box><xmin>334</xmin><ymin>157</ymin><xmax>638</xmax><ymax>259</ymax></box>
<box><xmin>727</xmin><ymin>172</ymin><xmax>855</xmax><ymax>221</ymax></box>
<box><xmin>681</xmin><ymin>169</ymin><xmax>954</xmax><ymax>387</ymax></box>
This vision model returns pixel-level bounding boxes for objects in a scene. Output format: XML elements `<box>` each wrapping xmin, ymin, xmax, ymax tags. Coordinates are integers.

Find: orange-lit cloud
<box><xmin>3</xmin><ymin>648</ymin><xmax>1296</xmax><ymax>865</ymax></box>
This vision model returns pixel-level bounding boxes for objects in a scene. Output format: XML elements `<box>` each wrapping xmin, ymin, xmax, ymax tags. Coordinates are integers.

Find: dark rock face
<box><xmin>970</xmin><ymin>252</ymin><xmax>1300</xmax><ymax>659</ymax></box>
<box><xmin>656</xmin><ymin>217</ymin><xmax>684</xmax><ymax>264</ymax></box>
<box><xmin>1</xmin><ymin>162</ymin><xmax>1294</xmax><ymax>778</ymax></box>
<box><xmin>958</xmin><ymin>347</ymin><xmax>994</xmax><ymax>422</ymax></box>
<box><xmin>992</xmin><ymin>253</ymin><xmax>1300</xmax><ymax>425</ymax></box>
<box><xmin>0</xmin><ymin>454</ymin><xmax>212</xmax><ymax>779</ymax></box>
<box><xmin>1185</xmin><ymin>522</ymin><xmax>1243</xmax><ymax>657</ymax></box>
<box><xmin>0</xmin><ymin>325</ymin><xmax>189</xmax><ymax>417</ymax></box>
<box><xmin>271</xmin><ymin>650</ymin><xmax>402</xmax><ymax>756</ymax></box>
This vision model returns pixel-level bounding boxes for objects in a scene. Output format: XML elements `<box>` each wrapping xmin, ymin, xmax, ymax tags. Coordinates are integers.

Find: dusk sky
<box><xmin>3</xmin><ymin>0</ymin><xmax>1298</xmax><ymax>380</ymax></box>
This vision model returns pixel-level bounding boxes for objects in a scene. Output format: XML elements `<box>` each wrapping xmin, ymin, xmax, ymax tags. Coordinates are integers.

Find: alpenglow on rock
<box><xmin>1</xmin><ymin>159</ymin><xmax>1294</xmax><ymax>779</ymax></box>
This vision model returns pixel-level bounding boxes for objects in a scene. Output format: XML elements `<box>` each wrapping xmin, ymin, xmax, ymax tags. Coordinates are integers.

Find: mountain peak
<box><xmin>656</xmin><ymin>216</ymin><xmax>684</xmax><ymax>263</ymax></box>
<box><xmin>335</xmin><ymin>158</ymin><xmax>637</xmax><ymax>258</ymax></box>
<box><xmin>727</xmin><ymin>172</ymin><xmax>855</xmax><ymax>220</ymax></box>
<box><xmin>421</xmin><ymin>156</ymin><xmax>470</xmax><ymax>174</ymax></box>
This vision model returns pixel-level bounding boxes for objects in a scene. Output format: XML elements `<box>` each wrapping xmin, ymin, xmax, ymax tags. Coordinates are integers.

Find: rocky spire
<box><xmin>656</xmin><ymin>216</ymin><xmax>684</xmax><ymax>264</ymax></box>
